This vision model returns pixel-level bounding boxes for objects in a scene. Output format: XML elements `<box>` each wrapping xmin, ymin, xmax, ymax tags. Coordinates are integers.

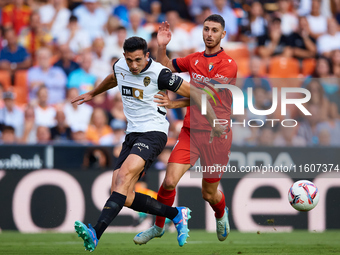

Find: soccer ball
<box><xmin>288</xmin><ymin>180</ymin><xmax>319</xmax><ymax>211</ymax></box>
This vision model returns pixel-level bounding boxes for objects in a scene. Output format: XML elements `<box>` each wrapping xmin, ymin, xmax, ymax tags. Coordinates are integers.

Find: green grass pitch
<box><xmin>1</xmin><ymin>230</ymin><xmax>340</xmax><ymax>254</ymax></box>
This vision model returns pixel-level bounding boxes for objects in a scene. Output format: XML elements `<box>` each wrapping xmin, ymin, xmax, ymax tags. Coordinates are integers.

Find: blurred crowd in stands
<box><xmin>0</xmin><ymin>0</ymin><xmax>340</xmax><ymax>150</ymax></box>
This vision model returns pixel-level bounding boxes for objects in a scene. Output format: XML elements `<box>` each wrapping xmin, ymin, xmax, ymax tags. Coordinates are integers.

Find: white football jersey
<box><xmin>113</xmin><ymin>58</ymin><xmax>182</xmax><ymax>135</ymax></box>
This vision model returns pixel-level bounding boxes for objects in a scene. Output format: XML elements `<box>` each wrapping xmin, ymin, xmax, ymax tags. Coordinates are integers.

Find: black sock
<box><xmin>130</xmin><ymin>192</ymin><xmax>178</xmax><ymax>220</ymax></box>
<box><xmin>93</xmin><ymin>191</ymin><xmax>126</xmax><ymax>239</ymax></box>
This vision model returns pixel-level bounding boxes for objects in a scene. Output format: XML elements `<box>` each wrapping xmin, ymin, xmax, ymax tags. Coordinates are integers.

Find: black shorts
<box><xmin>114</xmin><ymin>131</ymin><xmax>167</xmax><ymax>176</ymax></box>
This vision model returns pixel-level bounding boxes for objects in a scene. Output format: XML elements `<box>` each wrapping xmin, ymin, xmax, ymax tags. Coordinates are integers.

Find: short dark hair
<box><xmin>2</xmin><ymin>125</ymin><xmax>15</xmax><ymax>133</ymax></box>
<box><xmin>123</xmin><ymin>36</ymin><xmax>148</xmax><ymax>55</ymax></box>
<box><xmin>69</xmin><ymin>15</ymin><xmax>78</xmax><ymax>23</ymax></box>
<box><xmin>204</xmin><ymin>14</ymin><xmax>225</xmax><ymax>30</ymax></box>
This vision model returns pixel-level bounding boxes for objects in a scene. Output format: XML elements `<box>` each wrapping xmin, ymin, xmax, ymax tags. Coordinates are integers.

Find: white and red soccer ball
<box><xmin>288</xmin><ymin>180</ymin><xmax>319</xmax><ymax>211</ymax></box>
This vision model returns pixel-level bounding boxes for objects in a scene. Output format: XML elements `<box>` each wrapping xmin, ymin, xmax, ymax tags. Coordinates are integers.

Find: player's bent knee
<box><xmin>163</xmin><ymin>177</ymin><xmax>177</xmax><ymax>190</ymax></box>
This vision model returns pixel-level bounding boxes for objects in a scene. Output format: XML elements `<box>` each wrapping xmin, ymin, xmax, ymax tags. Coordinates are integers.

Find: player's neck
<box><xmin>204</xmin><ymin>46</ymin><xmax>222</xmax><ymax>55</ymax></box>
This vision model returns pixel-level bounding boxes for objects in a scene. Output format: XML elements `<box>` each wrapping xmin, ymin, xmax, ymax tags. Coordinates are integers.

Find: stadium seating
<box><xmin>268</xmin><ymin>57</ymin><xmax>300</xmax><ymax>78</ymax></box>
<box><xmin>302</xmin><ymin>58</ymin><xmax>316</xmax><ymax>76</ymax></box>
<box><xmin>0</xmin><ymin>70</ymin><xmax>12</xmax><ymax>89</ymax></box>
<box><xmin>225</xmin><ymin>45</ymin><xmax>250</xmax><ymax>61</ymax></box>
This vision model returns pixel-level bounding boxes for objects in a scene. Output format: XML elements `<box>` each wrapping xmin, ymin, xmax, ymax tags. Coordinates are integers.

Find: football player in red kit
<box><xmin>134</xmin><ymin>14</ymin><xmax>237</xmax><ymax>244</ymax></box>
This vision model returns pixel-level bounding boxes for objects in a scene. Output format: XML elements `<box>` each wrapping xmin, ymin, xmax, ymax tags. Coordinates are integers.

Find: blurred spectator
<box><xmin>230</xmin><ymin>114</ymin><xmax>252</xmax><ymax>146</ymax></box>
<box><xmin>1</xmin><ymin>125</ymin><xmax>16</xmax><ymax>144</ymax></box>
<box><xmin>317</xmin><ymin>129</ymin><xmax>331</xmax><ymax>146</ymax></box>
<box><xmin>18</xmin><ymin>11</ymin><xmax>53</xmax><ymax>59</ymax></box>
<box><xmin>86</xmin><ymin>80</ymin><xmax>113</xmax><ymax>112</ymax></box>
<box><xmin>99</xmin><ymin>118</ymin><xmax>126</xmax><ymax>145</ymax></box>
<box><xmin>291</xmin><ymin>16</ymin><xmax>316</xmax><ymax>59</ymax></box>
<box><xmin>20</xmin><ymin>104</ymin><xmax>37</xmax><ymax>144</ymax></box>
<box><xmin>90</xmin><ymin>37</ymin><xmax>112</xmax><ymax>80</ymax></box>
<box><xmin>148</xmin><ymin>31</ymin><xmax>159</xmax><ymax>59</ymax></box>
<box><xmin>273</xmin><ymin>126</ymin><xmax>306</xmax><ymax>146</ymax></box>
<box><xmin>329</xmin><ymin>86</ymin><xmax>340</xmax><ymax>117</ymax></box>
<box><xmin>0</xmin><ymin>83</ymin><xmax>4</xmax><ymax>108</ymax></box>
<box><xmin>243</xmin><ymin>57</ymin><xmax>271</xmax><ymax>92</ymax></box>
<box><xmin>110</xmin><ymin>93</ymin><xmax>126</xmax><ymax>121</ymax></box>
<box><xmin>53</xmin><ymin>44</ymin><xmax>80</xmax><ymax>77</ymax></box>
<box><xmin>1</xmin><ymin>0</ymin><xmax>31</xmax><ymax>35</ymax></box>
<box><xmin>246</xmin><ymin>87</ymin><xmax>272</xmax><ymax>123</ymax></box>
<box><xmin>143</xmin><ymin>0</ymin><xmax>165</xmax><ymax>24</ymax></box>
<box><xmin>102</xmin><ymin>16</ymin><xmax>120</xmax><ymax>57</ymax></box>
<box><xmin>161</xmin><ymin>0</ymin><xmax>192</xmax><ymax>20</ymax></box>
<box><xmin>296</xmin><ymin>0</ymin><xmax>311</xmax><ymax>16</ymax></box>
<box><xmin>27</xmin><ymin>47</ymin><xmax>67</xmax><ymax>105</ymax></box>
<box><xmin>154</xmin><ymin>147</ymin><xmax>172</xmax><ymax>170</ymax></box>
<box><xmin>275</xmin><ymin>0</ymin><xmax>298</xmax><ymax>36</ymax></box>
<box><xmin>63</xmin><ymin>88</ymin><xmax>93</xmax><ymax>131</ymax></box>
<box><xmin>127</xmin><ymin>8</ymin><xmax>151</xmax><ymax>43</ymax></box>
<box><xmin>304</xmin><ymin>79</ymin><xmax>330</xmax><ymax>122</ymax></box>
<box><xmin>165</xmin><ymin>10</ymin><xmax>191</xmax><ymax>58</ymax></box>
<box><xmin>257</xmin><ymin>126</ymin><xmax>275</xmax><ymax>146</ymax></box>
<box><xmin>190</xmin><ymin>7</ymin><xmax>212</xmax><ymax>52</ymax></box>
<box><xmin>112</xmin><ymin>0</ymin><xmax>139</xmax><ymax>27</ymax></box>
<box><xmin>73</xmin><ymin>0</ymin><xmax>108</xmax><ymax>40</ymax></box>
<box><xmin>0</xmin><ymin>28</ymin><xmax>31</xmax><ymax>78</ymax></box>
<box><xmin>71</xmin><ymin>124</ymin><xmax>90</xmax><ymax>145</ymax></box>
<box><xmin>68</xmin><ymin>52</ymin><xmax>97</xmax><ymax>95</ymax></box>
<box><xmin>189</xmin><ymin>0</ymin><xmax>215</xmax><ymax>18</ymax></box>
<box><xmin>86</xmin><ymin>107</ymin><xmax>113</xmax><ymax>144</ymax></box>
<box><xmin>335</xmin><ymin>0</ymin><xmax>340</xmax><ymax>24</ymax></box>
<box><xmin>34</xmin><ymin>86</ymin><xmax>56</xmax><ymax>128</ymax></box>
<box><xmin>315</xmin><ymin>104</ymin><xmax>340</xmax><ymax>146</ymax></box>
<box><xmin>316</xmin><ymin>18</ymin><xmax>340</xmax><ymax>58</ymax></box>
<box><xmin>308</xmin><ymin>57</ymin><xmax>338</xmax><ymax>95</ymax></box>
<box><xmin>110</xmin><ymin>119</ymin><xmax>126</xmax><ymax>144</ymax></box>
<box><xmin>36</xmin><ymin>125</ymin><xmax>51</xmax><ymax>144</ymax></box>
<box><xmin>306</xmin><ymin>0</ymin><xmax>328</xmax><ymax>39</ymax></box>
<box><xmin>331</xmin><ymin>49</ymin><xmax>340</xmax><ymax>78</ymax></box>
<box><xmin>0</xmin><ymin>91</ymin><xmax>24</xmax><ymax>138</ymax></box>
<box><xmin>39</xmin><ymin>0</ymin><xmax>71</xmax><ymax>39</ymax></box>
<box><xmin>211</xmin><ymin>0</ymin><xmax>238</xmax><ymax>41</ymax></box>
<box><xmin>104</xmin><ymin>26</ymin><xmax>127</xmax><ymax>59</ymax></box>
<box><xmin>50</xmin><ymin>110</ymin><xmax>72</xmax><ymax>142</ymax></box>
<box><xmin>297</xmin><ymin>104</ymin><xmax>321</xmax><ymax>146</ymax></box>
<box><xmin>57</xmin><ymin>15</ymin><xmax>91</xmax><ymax>55</ymax></box>
<box><xmin>240</xmin><ymin>1</ymin><xmax>267</xmax><ymax>44</ymax></box>
<box><xmin>258</xmin><ymin>17</ymin><xmax>292</xmax><ymax>59</ymax></box>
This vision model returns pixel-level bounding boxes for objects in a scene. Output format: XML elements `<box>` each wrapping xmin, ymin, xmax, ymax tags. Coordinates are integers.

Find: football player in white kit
<box><xmin>71</xmin><ymin>36</ymin><xmax>225</xmax><ymax>252</ymax></box>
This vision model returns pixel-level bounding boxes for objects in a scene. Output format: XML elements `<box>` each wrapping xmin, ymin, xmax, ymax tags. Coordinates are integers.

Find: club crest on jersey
<box><xmin>120</xmin><ymin>73</ymin><xmax>126</xmax><ymax>79</ymax></box>
<box><xmin>143</xmin><ymin>76</ymin><xmax>151</xmax><ymax>87</ymax></box>
<box><xmin>208</xmin><ymin>63</ymin><xmax>214</xmax><ymax>72</ymax></box>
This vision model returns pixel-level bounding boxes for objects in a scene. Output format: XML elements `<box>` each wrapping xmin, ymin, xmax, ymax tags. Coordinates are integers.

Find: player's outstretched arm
<box><xmin>157</xmin><ymin>21</ymin><xmax>177</xmax><ymax>72</ymax></box>
<box><xmin>71</xmin><ymin>73</ymin><xmax>117</xmax><ymax>105</ymax></box>
<box><xmin>154</xmin><ymin>91</ymin><xmax>190</xmax><ymax>109</ymax></box>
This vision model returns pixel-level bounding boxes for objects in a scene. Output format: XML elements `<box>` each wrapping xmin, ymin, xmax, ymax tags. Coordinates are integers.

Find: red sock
<box><xmin>155</xmin><ymin>185</ymin><xmax>176</xmax><ymax>228</ymax></box>
<box><xmin>210</xmin><ymin>191</ymin><xmax>226</xmax><ymax>219</ymax></box>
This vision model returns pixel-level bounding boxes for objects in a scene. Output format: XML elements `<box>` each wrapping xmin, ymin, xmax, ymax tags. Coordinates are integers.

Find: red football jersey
<box><xmin>172</xmin><ymin>48</ymin><xmax>238</xmax><ymax>131</ymax></box>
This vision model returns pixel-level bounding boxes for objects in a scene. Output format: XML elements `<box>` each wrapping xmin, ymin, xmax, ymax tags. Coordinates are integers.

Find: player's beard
<box><xmin>204</xmin><ymin>37</ymin><xmax>221</xmax><ymax>49</ymax></box>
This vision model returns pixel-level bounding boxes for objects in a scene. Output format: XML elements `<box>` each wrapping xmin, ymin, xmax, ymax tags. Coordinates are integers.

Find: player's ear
<box><xmin>146</xmin><ymin>52</ymin><xmax>150</xmax><ymax>59</ymax></box>
<box><xmin>221</xmin><ymin>30</ymin><xmax>226</xmax><ymax>40</ymax></box>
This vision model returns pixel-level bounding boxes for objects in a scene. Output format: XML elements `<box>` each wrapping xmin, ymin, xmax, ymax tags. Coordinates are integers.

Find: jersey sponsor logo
<box><xmin>133</xmin><ymin>142</ymin><xmax>149</xmax><ymax>150</ymax></box>
<box><xmin>169</xmin><ymin>74</ymin><xmax>177</xmax><ymax>86</ymax></box>
<box><xmin>191</xmin><ymin>72</ymin><xmax>229</xmax><ymax>84</ymax></box>
<box><xmin>120</xmin><ymin>73</ymin><xmax>126</xmax><ymax>79</ymax></box>
<box><xmin>143</xmin><ymin>76</ymin><xmax>151</xmax><ymax>87</ymax></box>
<box><xmin>208</xmin><ymin>63</ymin><xmax>214</xmax><ymax>72</ymax></box>
<box><xmin>122</xmin><ymin>86</ymin><xmax>144</xmax><ymax>100</ymax></box>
